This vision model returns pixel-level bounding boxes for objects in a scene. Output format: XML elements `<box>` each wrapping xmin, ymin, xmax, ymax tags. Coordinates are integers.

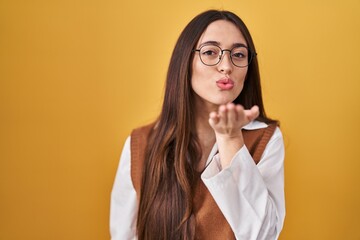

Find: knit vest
<box><xmin>130</xmin><ymin>123</ymin><xmax>277</xmax><ymax>240</ymax></box>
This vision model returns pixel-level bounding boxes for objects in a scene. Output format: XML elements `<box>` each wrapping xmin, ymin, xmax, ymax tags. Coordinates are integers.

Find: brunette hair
<box><xmin>137</xmin><ymin>10</ymin><xmax>276</xmax><ymax>240</ymax></box>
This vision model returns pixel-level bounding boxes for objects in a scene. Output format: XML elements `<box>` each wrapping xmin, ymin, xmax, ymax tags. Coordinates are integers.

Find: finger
<box><xmin>250</xmin><ymin>105</ymin><xmax>260</xmax><ymax>120</ymax></box>
<box><xmin>226</xmin><ymin>103</ymin><xmax>236</xmax><ymax>126</ymax></box>
<box><xmin>235</xmin><ymin>104</ymin><xmax>245</xmax><ymax>120</ymax></box>
<box><xmin>208</xmin><ymin>117</ymin><xmax>216</xmax><ymax>128</ymax></box>
<box><xmin>245</xmin><ymin>105</ymin><xmax>260</xmax><ymax>121</ymax></box>
<box><xmin>209</xmin><ymin>111</ymin><xmax>220</xmax><ymax>125</ymax></box>
<box><xmin>218</xmin><ymin>105</ymin><xmax>227</xmax><ymax>124</ymax></box>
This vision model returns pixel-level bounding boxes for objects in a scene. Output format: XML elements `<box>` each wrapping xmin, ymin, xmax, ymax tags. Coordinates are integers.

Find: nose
<box><xmin>217</xmin><ymin>50</ymin><xmax>233</xmax><ymax>74</ymax></box>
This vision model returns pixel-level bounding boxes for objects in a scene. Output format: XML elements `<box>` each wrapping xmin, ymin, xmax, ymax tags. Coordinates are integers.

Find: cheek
<box><xmin>192</xmin><ymin>58</ymin><xmax>206</xmax><ymax>77</ymax></box>
<box><xmin>237</xmin><ymin>68</ymin><xmax>248</xmax><ymax>84</ymax></box>
<box><xmin>233</xmin><ymin>69</ymin><xmax>248</xmax><ymax>96</ymax></box>
<box><xmin>191</xmin><ymin>60</ymin><xmax>210</xmax><ymax>86</ymax></box>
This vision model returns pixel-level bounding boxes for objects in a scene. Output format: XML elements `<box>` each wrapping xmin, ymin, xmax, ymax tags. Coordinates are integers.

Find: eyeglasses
<box><xmin>193</xmin><ymin>44</ymin><xmax>256</xmax><ymax>68</ymax></box>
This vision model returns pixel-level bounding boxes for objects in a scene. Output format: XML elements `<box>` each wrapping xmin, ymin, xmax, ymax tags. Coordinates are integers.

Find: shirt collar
<box><xmin>242</xmin><ymin>120</ymin><xmax>268</xmax><ymax>130</ymax></box>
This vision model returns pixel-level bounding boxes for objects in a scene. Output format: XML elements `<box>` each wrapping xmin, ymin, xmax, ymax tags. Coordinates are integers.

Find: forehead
<box><xmin>197</xmin><ymin>20</ymin><xmax>246</xmax><ymax>47</ymax></box>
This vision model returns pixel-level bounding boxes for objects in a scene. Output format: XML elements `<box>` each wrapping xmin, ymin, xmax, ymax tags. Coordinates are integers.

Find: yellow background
<box><xmin>1</xmin><ymin>0</ymin><xmax>359</xmax><ymax>239</ymax></box>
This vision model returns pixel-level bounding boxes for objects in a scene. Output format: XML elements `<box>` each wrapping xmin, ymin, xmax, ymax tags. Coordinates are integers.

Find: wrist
<box><xmin>215</xmin><ymin>131</ymin><xmax>244</xmax><ymax>144</ymax></box>
<box><xmin>215</xmin><ymin>133</ymin><xmax>244</xmax><ymax>169</ymax></box>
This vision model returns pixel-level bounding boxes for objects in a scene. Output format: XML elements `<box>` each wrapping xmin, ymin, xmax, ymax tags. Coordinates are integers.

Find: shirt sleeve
<box><xmin>110</xmin><ymin>136</ymin><xmax>138</xmax><ymax>240</ymax></box>
<box><xmin>201</xmin><ymin>127</ymin><xmax>285</xmax><ymax>240</ymax></box>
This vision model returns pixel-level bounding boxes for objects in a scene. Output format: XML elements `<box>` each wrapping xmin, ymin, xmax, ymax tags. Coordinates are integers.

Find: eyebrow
<box><xmin>198</xmin><ymin>41</ymin><xmax>248</xmax><ymax>48</ymax></box>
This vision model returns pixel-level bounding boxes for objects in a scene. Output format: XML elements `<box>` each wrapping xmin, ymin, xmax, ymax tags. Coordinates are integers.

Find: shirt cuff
<box><xmin>201</xmin><ymin>145</ymin><xmax>254</xmax><ymax>188</ymax></box>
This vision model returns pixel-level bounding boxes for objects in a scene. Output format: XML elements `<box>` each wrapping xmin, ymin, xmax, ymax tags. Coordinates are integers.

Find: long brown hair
<box><xmin>136</xmin><ymin>10</ymin><xmax>276</xmax><ymax>240</ymax></box>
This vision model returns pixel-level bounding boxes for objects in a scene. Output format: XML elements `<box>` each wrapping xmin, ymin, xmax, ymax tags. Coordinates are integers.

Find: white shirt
<box><xmin>110</xmin><ymin>121</ymin><xmax>285</xmax><ymax>240</ymax></box>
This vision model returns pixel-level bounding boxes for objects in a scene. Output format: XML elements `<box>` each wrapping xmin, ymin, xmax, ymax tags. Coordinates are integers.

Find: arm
<box><xmin>110</xmin><ymin>137</ymin><xmax>138</xmax><ymax>240</ymax></box>
<box><xmin>202</xmin><ymin>128</ymin><xmax>285</xmax><ymax>240</ymax></box>
<box><xmin>208</xmin><ymin>103</ymin><xmax>259</xmax><ymax>168</ymax></box>
<box><xmin>206</xmin><ymin>103</ymin><xmax>285</xmax><ymax>239</ymax></box>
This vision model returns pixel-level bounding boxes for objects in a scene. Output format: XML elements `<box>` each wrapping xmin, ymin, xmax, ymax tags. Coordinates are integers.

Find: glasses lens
<box><xmin>199</xmin><ymin>45</ymin><xmax>221</xmax><ymax>66</ymax></box>
<box><xmin>231</xmin><ymin>46</ymin><xmax>250</xmax><ymax>67</ymax></box>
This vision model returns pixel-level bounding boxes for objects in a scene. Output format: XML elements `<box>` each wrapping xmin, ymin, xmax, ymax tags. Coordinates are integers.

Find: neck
<box><xmin>194</xmin><ymin>98</ymin><xmax>217</xmax><ymax>140</ymax></box>
<box><xmin>193</xmin><ymin>98</ymin><xmax>218</xmax><ymax>170</ymax></box>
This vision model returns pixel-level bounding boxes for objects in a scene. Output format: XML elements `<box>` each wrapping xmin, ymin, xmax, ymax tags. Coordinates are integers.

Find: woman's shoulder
<box><xmin>132</xmin><ymin>121</ymin><xmax>157</xmax><ymax>132</ymax></box>
<box><xmin>131</xmin><ymin>122</ymin><xmax>157</xmax><ymax>138</ymax></box>
<box><xmin>242</xmin><ymin>120</ymin><xmax>268</xmax><ymax>130</ymax></box>
<box><xmin>243</xmin><ymin>120</ymin><xmax>283</xmax><ymax>139</ymax></box>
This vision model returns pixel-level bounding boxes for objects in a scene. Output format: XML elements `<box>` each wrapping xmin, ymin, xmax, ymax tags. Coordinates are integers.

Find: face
<box><xmin>191</xmin><ymin>20</ymin><xmax>248</xmax><ymax>109</ymax></box>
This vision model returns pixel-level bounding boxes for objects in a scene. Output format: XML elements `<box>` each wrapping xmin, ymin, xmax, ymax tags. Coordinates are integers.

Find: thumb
<box><xmin>246</xmin><ymin>105</ymin><xmax>260</xmax><ymax>122</ymax></box>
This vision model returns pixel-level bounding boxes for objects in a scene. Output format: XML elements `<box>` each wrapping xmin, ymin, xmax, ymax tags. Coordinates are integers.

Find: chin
<box><xmin>217</xmin><ymin>95</ymin><xmax>238</xmax><ymax>105</ymax></box>
<box><xmin>211</xmin><ymin>98</ymin><xmax>237</xmax><ymax>106</ymax></box>
<box><xmin>195</xmin><ymin>93</ymin><xmax>238</xmax><ymax>108</ymax></box>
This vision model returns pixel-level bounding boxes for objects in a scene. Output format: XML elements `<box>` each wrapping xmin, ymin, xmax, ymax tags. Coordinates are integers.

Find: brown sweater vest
<box><xmin>130</xmin><ymin>123</ymin><xmax>277</xmax><ymax>240</ymax></box>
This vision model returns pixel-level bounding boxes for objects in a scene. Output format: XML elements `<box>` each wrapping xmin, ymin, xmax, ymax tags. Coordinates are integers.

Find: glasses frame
<box><xmin>193</xmin><ymin>44</ymin><xmax>257</xmax><ymax>68</ymax></box>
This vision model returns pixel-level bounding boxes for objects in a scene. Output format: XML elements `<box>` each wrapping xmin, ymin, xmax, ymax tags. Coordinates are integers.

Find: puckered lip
<box><xmin>216</xmin><ymin>77</ymin><xmax>234</xmax><ymax>84</ymax></box>
<box><xmin>216</xmin><ymin>77</ymin><xmax>234</xmax><ymax>90</ymax></box>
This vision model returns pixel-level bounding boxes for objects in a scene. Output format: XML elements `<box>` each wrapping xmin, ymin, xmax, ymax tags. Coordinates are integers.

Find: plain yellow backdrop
<box><xmin>1</xmin><ymin>0</ymin><xmax>359</xmax><ymax>239</ymax></box>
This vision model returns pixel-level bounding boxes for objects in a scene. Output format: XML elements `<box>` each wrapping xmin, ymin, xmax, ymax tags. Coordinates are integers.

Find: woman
<box><xmin>110</xmin><ymin>10</ymin><xmax>285</xmax><ymax>240</ymax></box>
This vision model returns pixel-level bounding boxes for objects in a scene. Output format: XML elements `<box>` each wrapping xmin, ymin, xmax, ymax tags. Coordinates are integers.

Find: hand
<box><xmin>208</xmin><ymin>103</ymin><xmax>259</xmax><ymax>138</ymax></box>
<box><xmin>208</xmin><ymin>103</ymin><xmax>260</xmax><ymax>168</ymax></box>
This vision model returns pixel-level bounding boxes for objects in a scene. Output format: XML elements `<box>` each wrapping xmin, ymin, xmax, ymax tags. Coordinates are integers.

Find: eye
<box><xmin>200</xmin><ymin>46</ymin><xmax>220</xmax><ymax>57</ymax></box>
<box><xmin>202</xmin><ymin>50</ymin><xmax>217</xmax><ymax>56</ymax></box>
<box><xmin>231</xmin><ymin>47</ymin><xmax>248</xmax><ymax>59</ymax></box>
<box><xmin>232</xmin><ymin>52</ymin><xmax>245</xmax><ymax>58</ymax></box>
